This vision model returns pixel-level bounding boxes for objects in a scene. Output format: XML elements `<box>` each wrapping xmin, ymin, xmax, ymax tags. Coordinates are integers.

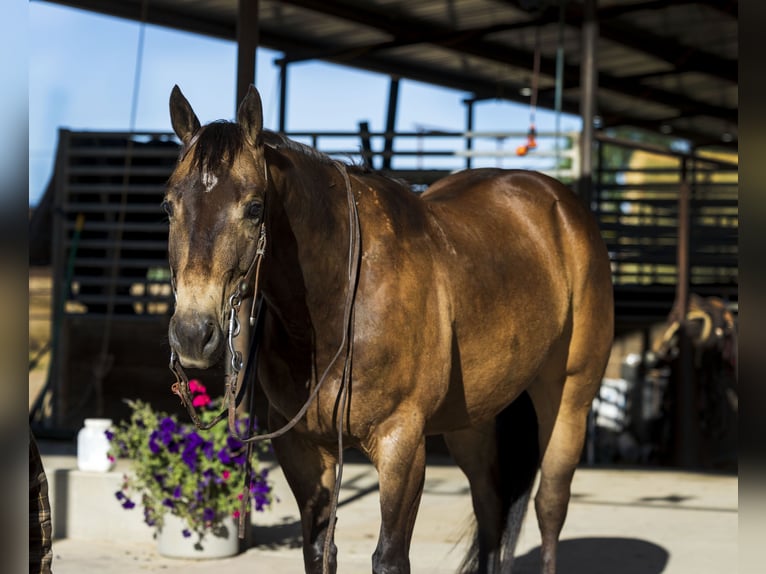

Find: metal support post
<box><xmin>464</xmin><ymin>98</ymin><xmax>475</xmax><ymax>170</ymax></box>
<box><xmin>383</xmin><ymin>76</ymin><xmax>400</xmax><ymax>170</ymax></box>
<box><xmin>278</xmin><ymin>59</ymin><xmax>288</xmax><ymax>133</ymax></box>
<box><xmin>236</xmin><ymin>0</ymin><xmax>259</xmax><ymax>110</ymax></box>
<box><xmin>674</xmin><ymin>157</ymin><xmax>700</xmax><ymax>468</ymax></box>
<box><xmin>579</xmin><ymin>0</ymin><xmax>598</xmax><ymax>209</ymax></box>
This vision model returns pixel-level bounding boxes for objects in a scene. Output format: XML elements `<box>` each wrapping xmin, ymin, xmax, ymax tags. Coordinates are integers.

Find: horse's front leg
<box><xmin>270</xmin><ymin>412</ymin><xmax>338</xmax><ymax>574</ymax></box>
<box><xmin>367</xmin><ymin>416</ymin><xmax>427</xmax><ymax>574</ymax></box>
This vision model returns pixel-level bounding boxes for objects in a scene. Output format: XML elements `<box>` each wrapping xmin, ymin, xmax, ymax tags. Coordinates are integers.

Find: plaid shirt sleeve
<box><xmin>29</xmin><ymin>430</ymin><xmax>53</xmax><ymax>574</ymax></box>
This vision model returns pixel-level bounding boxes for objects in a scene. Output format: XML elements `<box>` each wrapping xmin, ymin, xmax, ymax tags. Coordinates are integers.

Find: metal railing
<box><xmin>287</xmin><ymin>126</ymin><xmax>579</xmax><ymax>185</ymax></box>
<box><xmin>594</xmin><ymin>134</ymin><xmax>738</xmax><ymax>324</ymax></box>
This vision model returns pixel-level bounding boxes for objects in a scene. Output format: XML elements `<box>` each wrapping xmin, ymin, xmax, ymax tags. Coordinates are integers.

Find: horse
<box><xmin>163</xmin><ymin>84</ymin><xmax>614</xmax><ymax>574</ymax></box>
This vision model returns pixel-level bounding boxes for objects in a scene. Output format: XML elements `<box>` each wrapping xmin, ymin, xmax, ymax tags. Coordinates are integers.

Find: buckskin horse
<box><xmin>163</xmin><ymin>85</ymin><xmax>614</xmax><ymax>574</ymax></box>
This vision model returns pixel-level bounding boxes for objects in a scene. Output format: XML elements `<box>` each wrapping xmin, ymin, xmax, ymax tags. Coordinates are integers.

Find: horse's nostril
<box><xmin>201</xmin><ymin>321</ymin><xmax>221</xmax><ymax>354</ymax></box>
<box><xmin>201</xmin><ymin>321</ymin><xmax>215</xmax><ymax>347</ymax></box>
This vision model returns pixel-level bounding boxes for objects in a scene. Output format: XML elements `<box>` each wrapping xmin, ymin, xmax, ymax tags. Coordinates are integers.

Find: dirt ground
<box><xmin>29</xmin><ymin>266</ymin><xmax>52</xmax><ymax>409</ymax></box>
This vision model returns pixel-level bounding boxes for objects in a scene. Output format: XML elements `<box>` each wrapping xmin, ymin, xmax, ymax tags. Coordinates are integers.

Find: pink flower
<box><xmin>222</xmin><ymin>470</ymin><xmax>231</xmax><ymax>480</ymax></box>
<box><xmin>192</xmin><ymin>393</ymin><xmax>211</xmax><ymax>408</ymax></box>
<box><xmin>188</xmin><ymin>379</ymin><xmax>206</xmax><ymax>394</ymax></box>
<box><xmin>233</xmin><ymin>510</ymin><xmax>240</xmax><ymax>519</ymax></box>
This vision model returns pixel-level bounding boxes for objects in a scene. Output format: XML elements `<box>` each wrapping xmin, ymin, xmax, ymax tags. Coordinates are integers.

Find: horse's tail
<box><xmin>459</xmin><ymin>391</ymin><xmax>539</xmax><ymax>573</ymax></box>
<box><xmin>496</xmin><ymin>391</ymin><xmax>540</xmax><ymax>570</ymax></box>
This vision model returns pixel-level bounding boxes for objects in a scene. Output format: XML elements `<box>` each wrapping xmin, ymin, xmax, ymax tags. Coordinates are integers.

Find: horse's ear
<box><xmin>169</xmin><ymin>85</ymin><xmax>201</xmax><ymax>146</ymax></box>
<box><xmin>237</xmin><ymin>85</ymin><xmax>264</xmax><ymax>147</ymax></box>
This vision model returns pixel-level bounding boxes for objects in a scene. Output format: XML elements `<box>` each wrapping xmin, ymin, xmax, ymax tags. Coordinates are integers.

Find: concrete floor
<box><xmin>41</xmin><ymin>444</ymin><xmax>737</xmax><ymax>574</ymax></box>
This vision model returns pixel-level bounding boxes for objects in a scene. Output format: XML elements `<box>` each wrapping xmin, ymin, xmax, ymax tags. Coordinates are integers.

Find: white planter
<box><xmin>157</xmin><ymin>513</ymin><xmax>240</xmax><ymax>559</ymax></box>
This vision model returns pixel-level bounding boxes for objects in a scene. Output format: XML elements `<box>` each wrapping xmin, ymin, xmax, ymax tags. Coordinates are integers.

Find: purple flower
<box><xmin>254</xmin><ymin>493</ymin><xmax>268</xmax><ymax>511</ymax></box>
<box><xmin>105</xmin><ymin>430</ymin><xmax>114</xmax><ymax>441</ymax></box>
<box><xmin>217</xmin><ymin>448</ymin><xmax>231</xmax><ymax>464</ymax></box>
<box><xmin>250</xmin><ymin>473</ymin><xmax>272</xmax><ymax>512</ymax></box>
<box><xmin>232</xmin><ymin>452</ymin><xmax>247</xmax><ymax>465</ymax></box>
<box><xmin>182</xmin><ymin>442</ymin><xmax>199</xmax><ymax>472</ymax></box>
<box><xmin>185</xmin><ymin>431</ymin><xmax>204</xmax><ymax>448</ymax></box>
<box><xmin>122</xmin><ymin>499</ymin><xmax>136</xmax><ymax>510</ymax></box>
<box><xmin>202</xmin><ymin>507</ymin><xmax>215</xmax><ymax>522</ymax></box>
<box><xmin>182</xmin><ymin>431</ymin><xmax>204</xmax><ymax>468</ymax></box>
<box><xmin>202</xmin><ymin>440</ymin><xmax>214</xmax><ymax>460</ymax></box>
<box><xmin>159</xmin><ymin>417</ymin><xmax>177</xmax><ymax>434</ymax></box>
<box><xmin>162</xmin><ymin>498</ymin><xmax>175</xmax><ymax>509</ymax></box>
<box><xmin>115</xmin><ymin>491</ymin><xmax>125</xmax><ymax>501</ymax></box>
<box><xmin>182</xmin><ymin>529</ymin><xmax>191</xmax><ymax>538</ymax></box>
<box><xmin>148</xmin><ymin>431</ymin><xmax>161</xmax><ymax>454</ymax></box>
<box><xmin>143</xmin><ymin>506</ymin><xmax>157</xmax><ymax>527</ymax></box>
<box><xmin>227</xmin><ymin>436</ymin><xmax>243</xmax><ymax>451</ymax></box>
<box><xmin>172</xmin><ymin>485</ymin><xmax>182</xmax><ymax>499</ymax></box>
<box><xmin>156</xmin><ymin>417</ymin><xmax>178</xmax><ymax>448</ymax></box>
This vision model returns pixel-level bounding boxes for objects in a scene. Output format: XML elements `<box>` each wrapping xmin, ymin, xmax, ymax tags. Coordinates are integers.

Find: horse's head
<box><xmin>165</xmin><ymin>85</ymin><xmax>268</xmax><ymax>369</ymax></box>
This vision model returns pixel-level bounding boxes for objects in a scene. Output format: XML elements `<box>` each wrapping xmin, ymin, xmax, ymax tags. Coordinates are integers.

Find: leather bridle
<box><xmin>167</xmin><ymin>156</ymin><xmax>361</xmax><ymax>571</ymax></box>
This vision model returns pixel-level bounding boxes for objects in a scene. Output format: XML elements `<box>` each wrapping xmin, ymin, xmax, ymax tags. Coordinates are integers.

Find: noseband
<box><xmin>167</xmin><ymin>157</ymin><xmax>362</xmax><ymax>561</ymax></box>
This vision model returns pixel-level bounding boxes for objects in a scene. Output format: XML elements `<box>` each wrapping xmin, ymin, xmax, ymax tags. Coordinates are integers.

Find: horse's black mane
<box><xmin>190</xmin><ymin>121</ymin><xmax>405</xmax><ymax>187</ymax></box>
<box><xmin>261</xmin><ymin>130</ymin><xmax>387</xmax><ymax>181</ymax></box>
<box><xmin>262</xmin><ymin>130</ymin><xmax>336</xmax><ymax>166</ymax></box>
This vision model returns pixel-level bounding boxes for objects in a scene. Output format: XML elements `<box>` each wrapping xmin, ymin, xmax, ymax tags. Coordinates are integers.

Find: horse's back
<box><xmin>423</xmin><ymin>168</ymin><xmax>586</xmax><ymax>220</ymax></box>
<box><xmin>421</xmin><ymin>168</ymin><xmax>606</xmax><ymax>273</ymax></box>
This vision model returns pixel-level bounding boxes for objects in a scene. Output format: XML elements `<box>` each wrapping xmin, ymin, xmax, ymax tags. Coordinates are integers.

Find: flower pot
<box><xmin>157</xmin><ymin>513</ymin><xmax>240</xmax><ymax>559</ymax></box>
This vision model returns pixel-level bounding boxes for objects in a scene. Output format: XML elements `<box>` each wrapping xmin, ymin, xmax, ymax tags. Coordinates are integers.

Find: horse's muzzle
<box><xmin>168</xmin><ymin>312</ymin><xmax>223</xmax><ymax>369</ymax></box>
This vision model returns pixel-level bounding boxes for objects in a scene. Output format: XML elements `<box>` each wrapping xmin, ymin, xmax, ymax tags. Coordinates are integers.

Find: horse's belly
<box><xmin>424</xmin><ymin>326</ymin><xmax>562</xmax><ymax>434</ymax></box>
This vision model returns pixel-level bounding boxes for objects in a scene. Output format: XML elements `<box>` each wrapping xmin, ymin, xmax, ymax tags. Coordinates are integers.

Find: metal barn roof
<box><xmin>41</xmin><ymin>0</ymin><xmax>738</xmax><ymax>148</ymax></box>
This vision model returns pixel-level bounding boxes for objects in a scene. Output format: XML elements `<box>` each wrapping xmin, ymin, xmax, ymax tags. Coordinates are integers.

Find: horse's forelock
<box><xmin>190</xmin><ymin>121</ymin><xmax>246</xmax><ymax>175</ymax></box>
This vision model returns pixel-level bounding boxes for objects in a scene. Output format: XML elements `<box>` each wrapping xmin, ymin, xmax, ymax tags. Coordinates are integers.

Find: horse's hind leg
<box><xmin>444</xmin><ymin>391</ymin><xmax>539</xmax><ymax>574</ymax></box>
<box><xmin>445</xmin><ymin>422</ymin><xmax>504</xmax><ymax>574</ymax></box>
<box><xmin>529</xmin><ymin>351</ymin><xmax>609</xmax><ymax>573</ymax></box>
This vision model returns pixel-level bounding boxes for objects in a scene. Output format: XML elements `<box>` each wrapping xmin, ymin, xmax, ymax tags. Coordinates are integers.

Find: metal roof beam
<box><xmin>276</xmin><ymin>0</ymin><xmax>736</xmax><ymax>125</ymax></box>
<box><xmin>41</xmin><ymin>0</ymin><xmax>234</xmax><ymax>39</ymax></box>
<box><xmin>597</xmin><ymin>21</ymin><xmax>736</xmax><ymax>84</ymax></box>
<box><xmin>503</xmin><ymin>0</ymin><xmax>737</xmax><ymax>84</ymax></box>
<box><xmin>266</xmin><ymin>29</ymin><xmax>729</xmax><ymax>148</ymax></box>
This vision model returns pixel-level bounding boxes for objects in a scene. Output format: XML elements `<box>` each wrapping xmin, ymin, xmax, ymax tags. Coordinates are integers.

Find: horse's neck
<box><xmin>262</xmin><ymin>151</ymin><xmax>352</xmax><ymax>342</ymax></box>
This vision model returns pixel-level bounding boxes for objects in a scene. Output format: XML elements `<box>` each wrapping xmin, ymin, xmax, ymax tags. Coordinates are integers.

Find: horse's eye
<box><xmin>161</xmin><ymin>200</ymin><xmax>174</xmax><ymax>217</ymax></box>
<box><xmin>245</xmin><ymin>201</ymin><xmax>263</xmax><ymax>220</ymax></box>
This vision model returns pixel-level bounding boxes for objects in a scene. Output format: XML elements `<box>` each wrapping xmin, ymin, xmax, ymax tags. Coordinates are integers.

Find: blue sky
<box><xmin>29</xmin><ymin>1</ymin><xmax>581</xmax><ymax>206</ymax></box>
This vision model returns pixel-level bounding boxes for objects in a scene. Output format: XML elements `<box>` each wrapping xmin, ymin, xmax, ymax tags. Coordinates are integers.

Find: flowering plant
<box><xmin>107</xmin><ymin>380</ymin><xmax>273</xmax><ymax>542</ymax></box>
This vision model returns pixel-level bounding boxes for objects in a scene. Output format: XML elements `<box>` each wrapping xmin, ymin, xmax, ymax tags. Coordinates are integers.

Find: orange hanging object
<box><xmin>516</xmin><ymin>125</ymin><xmax>537</xmax><ymax>157</ymax></box>
<box><xmin>526</xmin><ymin>125</ymin><xmax>537</xmax><ymax>150</ymax></box>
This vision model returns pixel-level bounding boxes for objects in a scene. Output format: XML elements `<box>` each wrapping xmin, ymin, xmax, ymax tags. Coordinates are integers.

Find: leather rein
<box><xmin>168</xmin><ymin>158</ymin><xmax>361</xmax><ymax>571</ymax></box>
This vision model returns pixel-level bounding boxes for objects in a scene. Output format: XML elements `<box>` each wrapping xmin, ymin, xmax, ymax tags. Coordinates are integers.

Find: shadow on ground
<box><xmin>250</xmin><ymin>519</ymin><xmax>302</xmax><ymax>550</ymax></box>
<box><xmin>513</xmin><ymin>537</ymin><xmax>669</xmax><ymax>574</ymax></box>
